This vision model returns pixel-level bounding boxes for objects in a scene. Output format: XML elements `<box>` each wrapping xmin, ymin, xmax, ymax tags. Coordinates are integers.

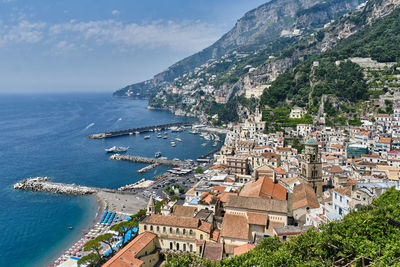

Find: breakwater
<box><xmin>88</xmin><ymin>121</ymin><xmax>195</xmax><ymax>139</ymax></box>
<box><xmin>110</xmin><ymin>154</ymin><xmax>185</xmax><ymax>166</ymax></box>
<box><xmin>13</xmin><ymin>177</ymin><xmax>98</xmax><ymax>195</ymax></box>
<box><xmin>138</xmin><ymin>163</ymin><xmax>159</xmax><ymax>173</ymax></box>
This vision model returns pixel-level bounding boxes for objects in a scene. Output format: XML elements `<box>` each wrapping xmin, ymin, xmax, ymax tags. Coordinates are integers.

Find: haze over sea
<box><xmin>0</xmin><ymin>93</ymin><xmax>216</xmax><ymax>267</ymax></box>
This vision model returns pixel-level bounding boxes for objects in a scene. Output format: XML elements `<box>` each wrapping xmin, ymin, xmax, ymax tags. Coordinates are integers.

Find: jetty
<box><xmin>138</xmin><ymin>163</ymin><xmax>159</xmax><ymax>173</ymax></box>
<box><xmin>13</xmin><ymin>177</ymin><xmax>98</xmax><ymax>195</ymax></box>
<box><xmin>88</xmin><ymin>122</ymin><xmax>195</xmax><ymax>139</ymax></box>
<box><xmin>110</xmin><ymin>154</ymin><xmax>185</xmax><ymax>167</ymax></box>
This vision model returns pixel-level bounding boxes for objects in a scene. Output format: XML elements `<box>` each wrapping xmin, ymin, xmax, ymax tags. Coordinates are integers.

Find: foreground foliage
<box><xmin>165</xmin><ymin>188</ymin><xmax>400</xmax><ymax>266</ymax></box>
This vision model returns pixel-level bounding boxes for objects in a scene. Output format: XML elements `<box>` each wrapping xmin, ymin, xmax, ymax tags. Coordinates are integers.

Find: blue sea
<box><xmin>0</xmin><ymin>93</ymin><xmax>218</xmax><ymax>267</ymax></box>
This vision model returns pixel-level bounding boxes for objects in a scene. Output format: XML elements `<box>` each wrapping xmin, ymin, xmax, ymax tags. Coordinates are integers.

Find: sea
<box><xmin>0</xmin><ymin>93</ymin><xmax>219</xmax><ymax>267</ymax></box>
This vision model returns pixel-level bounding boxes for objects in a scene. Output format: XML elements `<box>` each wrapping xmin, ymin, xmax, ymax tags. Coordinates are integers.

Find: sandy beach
<box><xmin>96</xmin><ymin>191</ymin><xmax>148</xmax><ymax>214</ymax></box>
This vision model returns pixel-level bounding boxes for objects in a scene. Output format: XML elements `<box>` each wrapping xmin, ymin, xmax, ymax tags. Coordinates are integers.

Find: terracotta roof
<box><xmin>224</xmin><ymin>243</ymin><xmax>238</xmax><ymax>255</ymax></box>
<box><xmin>277</xmin><ymin>147</ymin><xmax>292</xmax><ymax>152</ymax></box>
<box><xmin>209</xmin><ymin>164</ymin><xmax>227</xmax><ymax>170</ymax></box>
<box><xmin>103</xmin><ymin>232</ymin><xmax>156</xmax><ymax>267</ymax></box>
<box><xmin>247</xmin><ymin>212</ymin><xmax>268</xmax><ymax>226</ymax></box>
<box><xmin>217</xmin><ymin>192</ymin><xmax>238</xmax><ymax>203</ymax></box>
<box><xmin>292</xmin><ymin>183</ymin><xmax>319</xmax><ymax>210</ymax></box>
<box><xmin>239</xmin><ymin>176</ymin><xmax>287</xmax><ymax>201</ymax></box>
<box><xmin>212</xmin><ymin>185</ymin><xmax>227</xmax><ymax>193</ymax></box>
<box><xmin>172</xmin><ymin>205</ymin><xmax>197</xmax><ymax>217</ymax></box>
<box><xmin>226</xmin><ymin>195</ymin><xmax>287</xmax><ymax>214</ymax></box>
<box><xmin>198</xmin><ymin>220</ymin><xmax>212</xmax><ymax>234</ymax></box>
<box><xmin>254</xmin><ymin>145</ymin><xmax>273</xmax><ymax>150</ymax></box>
<box><xmin>221</xmin><ymin>214</ymin><xmax>249</xmax><ymax>240</ymax></box>
<box><xmin>203</xmin><ymin>243</ymin><xmax>223</xmax><ymax>261</ymax></box>
<box><xmin>261</xmin><ymin>152</ymin><xmax>281</xmax><ymax>159</ymax></box>
<box><xmin>362</xmin><ymin>153</ymin><xmax>380</xmax><ymax>158</ymax></box>
<box><xmin>335</xmin><ymin>186</ymin><xmax>352</xmax><ymax>197</ymax></box>
<box><xmin>378</xmin><ymin>137</ymin><xmax>391</xmax><ymax>144</ymax></box>
<box><xmin>377</xmin><ymin>113</ymin><xmax>390</xmax><ymax>117</ymax></box>
<box><xmin>210</xmin><ymin>229</ymin><xmax>220</xmax><ymax>242</ymax></box>
<box><xmin>328</xmin><ymin>165</ymin><xmax>344</xmax><ymax>173</ymax></box>
<box><xmin>233</xmin><ymin>244</ymin><xmax>256</xmax><ymax>256</ymax></box>
<box><xmin>274</xmin><ymin>167</ymin><xmax>287</xmax><ymax>175</ymax></box>
<box><xmin>142</xmin><ymin>214</ymin><xmax>200</xmax><ymax>229</ymax></box>
<box><xmin>330</xmin><ymin>144</ymin><xmax>343</xmax><ymax>149</ymax></box>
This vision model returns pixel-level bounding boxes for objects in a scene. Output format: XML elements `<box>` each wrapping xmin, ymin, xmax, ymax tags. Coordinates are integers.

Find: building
<box><xmin>290</xmin><ymin>107</ymin><xmax>306</xmax><ymax>119</ymax></box>
<box><xmin>292</xmin><ymin>183</ymin><xmax>320</xmax><ymax>223</ymax></box>
<box><xmin>300</xmin><ymin>139</ymin><xmax>323</xmax><ymax>196</ymax></box>
<box><xmin>103</xmin><ymin>232</ymin><xmax>159</xmax><ymax>267</ymax></box>
<box><xmin>239</xmin><ymin>176</ymin><xmax>287</xmax><ymax>201</ymax></box>
<box><xmin>227</xmin><ymin>156</ymin><xmax>249</xmax><ymax>175</ymax></box>
<box><xmin>139</xmin><ymin>214</ymin><xmax>215</xmax><ymax>255</ymax></box>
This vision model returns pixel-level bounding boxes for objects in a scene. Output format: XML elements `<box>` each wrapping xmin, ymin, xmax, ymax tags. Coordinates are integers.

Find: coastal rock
<box><xmin>13</xmin><ymin>177</ymin><xmax>97</xmax><ymax>195</ymax></box>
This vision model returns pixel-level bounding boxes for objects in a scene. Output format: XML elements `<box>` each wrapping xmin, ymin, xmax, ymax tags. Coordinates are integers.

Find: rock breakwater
<box><xmin>13</xmin><ymin>177</ymin><xmax>98</xmax><ymax>195</ymax></box>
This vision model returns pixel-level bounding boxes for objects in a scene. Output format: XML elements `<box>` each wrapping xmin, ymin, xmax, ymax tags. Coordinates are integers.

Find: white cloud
<box><xmin>0</xmin><ymin>20</ymin><xmax>46</xmax><ymax>44</ymax></box>
<box><xmin>111</xmin><ymin>10</ymin><xmax>120</xmax><ymax>16</ymax></box>
<box><xmin>0</xmin><ymin>18</ymin><xmax>223</xmax><ymax>53</ymax></box>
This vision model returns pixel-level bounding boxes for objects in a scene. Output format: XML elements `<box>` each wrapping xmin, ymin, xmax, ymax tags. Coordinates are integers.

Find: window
<box><xmin>157</xmin><ymin>226</ymin><xmax>159</xmax><ymax>232</ymax></box>
<box><xmin>176</xmin><ymin>243</ymin><xmax>180</xmax><ymax>250</ymax></box>
<box><xmin>183</xmin><ymin>244</ymin><xmax>186</xmax><ymax>251</ymax></box>
<box><xmin>189</xmin><ymin>229</ymin><xmax>193</xmax><ymax>235</ymax></box>
<box><xmin>183</xmin><ymin>229</ymin><xmax>186</xmax><ymax>234</ymax></box>
<box><xmin>283</xmin><ymin>236</ymin><xmax>287</xmax><ymax>241</ymax></box>
<box><xmin>176</xmin><ymin>228</ymin><xmax>180</xmax><ymax>234</ymax></box>
<box><xmin>335</xmin><ymin>193</ymin><xmax>337</xmax><ymax>199</ymax></box>
<box><xmin>144</xmin><ymin>225</ymin><xmax>147</xmax><ymax>231</ymax></box>
<box><xmin>170</xmin><ymin>227</ymin><xmax>173</xmax><ymax>233</ymax></box>
<box><xmin>163</xmin><ymin>227</ymin><xmax>166</xmax><ymax>233</ymax></box>
<box><xmin>200</xmin><ymin>234</ymin><xmax>203</xmax><ymax>240</ymax></box>
<box><xmin>340</xmin><ymin>196</ymin><xmax>342</xmax><ymax>202</ymax></box>
<box><xmin>190</xmin><ymin>244</ymin><xmax>193</xmax><ymax>252</ymax></box>
<box><xmin>170</xmin><ymin>242</ymin><xmax>173</xmax><ymax>250</ymax></box>
<box><xmin>150</xmin><ymin>225</ymin><xmax>153</xmax><ymax>231</ymax></box>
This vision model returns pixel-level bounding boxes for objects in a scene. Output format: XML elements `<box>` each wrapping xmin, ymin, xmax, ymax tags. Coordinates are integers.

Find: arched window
<box><xmin>190</xmin><ymin>244</ymin><xmax>193</xmax><ymax>252</ymax></box>
<box><xmin>176</xmin><ymin>228</ymin><xmax>180</xmax><ymax>234</ymax></box>
<box><xmin>163</xmin><ymin>226</ymin><xmax>166</xmax><ymax>233</ymax></box>
<box><xmin>144</xmin><ymin>225</ymin><xmax>147</xmax><ymax>230</ymax></box>
<box><xmin>189</xmin><ymin>229</ymin><xmax>193</xmax><ymax>235</ymax></box>
<box><xmin>200</xmin><ymin>234</ymin><xmax>203</xmax><ymax>240</ymax></box>
<box><xmin>170</xmin><ymin>227</ymin><xmax>173</xmax><ymax>233</ymax></box>
<box><xmin>150</xmin><ymin>225</ymin><xmax>153</xmax><ymax>231</ymax></box>
<box><xmin>176</xmin><ymin>243</ymin><xmax>180</xmax><ymax>251</ymax></box>
<box><xmin>183</xmin><ymin>229</ymin><xmax>186</xmax><ymax>235</ymax></box>
<box><xmin>170</xmin><ymin>242</ymin><xmax>173</xmax><ymax>250</ymax></box>
<box><xmin>183</xmin><ymin>244</ymin><xmax>186</xmax><ymax>251</ymax></box>
<box><xmin>156</xmin><ymin>226</ymin><xmax>159</xmax><ymax>232</ymax></box>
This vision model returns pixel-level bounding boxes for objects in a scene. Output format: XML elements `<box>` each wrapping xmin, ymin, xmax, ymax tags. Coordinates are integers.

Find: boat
<box><xmin>175</xmin><ymin>138</ymin><xmax>182</xmax><ymax>142</ymax></box>
<box><xmin>201</xmin><ymin>143</ymin><xmax>207</xmax><ymax>146</ymax></box>
<box><xmin>157</xmin><ymin>134</ymin><xmax>162</xmax><ymax>138</ymax></box>
<box><xmin>170</xmin><ymin>126</ymin><xmax>183</xmax><ymax>132</ymax></box>
<box><xmin>155</xmin><ymin>152</ymin><xmax>162</xmax><ymax>158</ymax></box>
<box><xmin>68</xmin><ymin>227</ymin><xmax>73</xmax><ymax>230</ymax></box>
<box><xmin>144</xmin><ymin>136</ymin><xmax>150</xmax><ymax>139</ymax></box>
<box><xmin>135</xmin><ymin>131</ymin><xmax>140</xmax><ymax>135</ymax></box>
<box><xmin>189</xmin><ymin>130</ymin><xmax>199</xmax><ymax>135</ymax></box>
<box><xmin>160</xmin><ymin>157</ymin><xmax>168</xmax><ymax>160</ymax></box>
<box><xmin>213</xmin><ymin>142</ymin><xmax>218</xmax><ymax>147</ymax></box>
<box><xmin>170</xmin><ymin>141</ymin><xmax>176</xmax><ymax>147</ymax></box>
<box><xmin>105</xmin><ymin>146</ymin><xmax>129</xmax><ymax>153</ymax></box>
<box><xmin>163</xmin><ymin>135</ymin><xmax>168</xmax><ymax>139</ymax></box>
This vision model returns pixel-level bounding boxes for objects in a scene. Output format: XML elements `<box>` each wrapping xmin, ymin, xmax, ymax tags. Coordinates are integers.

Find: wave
<box><xmin>84</xmin><ymin>123</ymin><xmax>95</xmax><ymax>130</ymax></box>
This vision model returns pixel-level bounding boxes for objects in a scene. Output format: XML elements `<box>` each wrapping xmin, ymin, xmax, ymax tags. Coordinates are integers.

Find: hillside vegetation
<box><xmin>165</xmin><ymin>188</ymin><xmax>400</xmax><ymax>266</ymax></box>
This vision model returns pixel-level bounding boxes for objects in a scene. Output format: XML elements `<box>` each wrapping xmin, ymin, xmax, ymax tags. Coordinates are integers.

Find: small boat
<box><xmin>170</xmin><ymin>141</ymin><xmax>176</xmax><ymax>147</ymax></box>
<box><xmin>135</xmin><ymin>131</ymin><xmax>140</xmax><ymax>135</ymax></box>
<box><xmin>155</xmin><ymin>152</ymin><xmax>162</xmax><ymax>158</ymax></box>
<box><xmin>105</xmin><ymin>146</ymin><xmax>129</xmax><ymax>153</ymax></box>
<box><xmin>176</xmin><ymin>138</ymin><xmax>182</xmax><ymax>142</ymax></box>
<box><xmin>157</xmin><ymin>134</ymin><xmax>162</xmax><ymax>138</ymax></box>
<box><xmin>68</xmin><ymin>227</ymin><xmax>73</xmax><ymax>230</ymax></box>
<box><xmin>213</xmin><ymin>142</ymin><xmax>218</xmax><ymax>147</ymax></box>
<box><xmin>201</xmin><ymin>143</ymin><xmax>207</xmax><ymax>146</ymax></box>
<box><xmin>163</xmin><ymin>135</ymin><xmax>168</xmax><ymax>139</ymax></box>
<box><xmin>170</xmin><ymin>126</ymin><xmax>183</xmax><ymax>132</ymax></box>
<box><xmin>189</xmin><ymin>130</ymin><xmax>199</xmax><ymax>135</ymax></box>
<box><xmin>144</xmin><ymin>136</ymin><xmax>150</xmax><ymax>139</ymax></box>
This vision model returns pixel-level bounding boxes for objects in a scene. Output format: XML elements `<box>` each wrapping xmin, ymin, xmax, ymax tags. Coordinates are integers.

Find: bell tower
<box><xmin>146</xmin><ymin>196</ymin><xmax>156</xmax><ymax>215</ymax></box>
<box><xmin>300</xmin><ymin>138</ymin><xmax>323</xmax><ymax>196</ymax></box>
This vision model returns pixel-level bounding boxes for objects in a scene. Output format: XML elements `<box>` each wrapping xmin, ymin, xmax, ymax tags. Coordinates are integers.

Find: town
<box><xmin>87</xmin><ymin>94</ymin><xmax>400</xmax><ymax>266</ymax></box>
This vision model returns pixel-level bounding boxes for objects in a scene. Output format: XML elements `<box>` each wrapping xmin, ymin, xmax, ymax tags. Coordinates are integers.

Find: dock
<box><xmin>138</xmin><ymin>163</ymin><xmax>159</xmax><ymax>173</ymax></box>
<box><xmin>110</xmin><ymin>154</ymin><xmax>186</xmax><ymax>167</ymax></box>
<box><xmin>88</xmin><ymin>122</ymin><xmax>195</xmax><ymax>139</ymax></box>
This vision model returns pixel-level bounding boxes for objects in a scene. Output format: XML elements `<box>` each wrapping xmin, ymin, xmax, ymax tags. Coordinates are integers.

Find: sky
<box><xmin>0</xmin><ymin>0</ymin><xmax>268</xmax><ymax>93</ymax></box>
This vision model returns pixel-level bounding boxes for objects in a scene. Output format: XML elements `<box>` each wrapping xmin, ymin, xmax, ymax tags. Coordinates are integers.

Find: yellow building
<box><xmin>138</xmin><ymin>214</ymin><xmax>218</xmax><ymax>256</ymax></box>
<box><xmin>289</xmin><ymin>107</ymin><xmax>306</xmax><ymax>119</ymax></box>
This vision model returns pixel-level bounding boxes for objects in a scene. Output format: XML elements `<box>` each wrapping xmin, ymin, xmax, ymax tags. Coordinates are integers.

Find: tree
<box><xmin>77</xmin><ymin>253</ymin><xmax>102</xmax><ymax>267</ymax></box>
<box><xmin>110</xmin><ymin>220</ymin><xmax>138</xmax><ymax>247</ymax></box>
<box><xmin>94</xmin><ymin>233</ymin><xmax>115</xmax><ymax>254</ymax></box>
<box><xmin>83</xmin><ymin>239</ymin><xmax>102</xmax><ymax>255</ymax></box>
<box><xmin>130</xmin><ymin>209</ymin><xmax>147</xmax><ymax>222</ymax></box>
<box><xmin>195</xmin><ymin>167</ymin><xmax>204</xmax><ymax>174</ymax></box>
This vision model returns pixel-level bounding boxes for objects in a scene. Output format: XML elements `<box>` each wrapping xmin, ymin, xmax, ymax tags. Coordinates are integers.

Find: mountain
<box><xmin>114</xmin><ymin>0</ymin><xmax>366</xmax><ymax>98</ymax></box>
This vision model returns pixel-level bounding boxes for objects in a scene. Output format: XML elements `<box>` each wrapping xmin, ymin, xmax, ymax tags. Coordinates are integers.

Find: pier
<box><xmin>88</xmin><ymin>121</ymin><xmax>195</xmax><ymax>139</ymax></box>
<box><xmin>138</xmin><ymin>163</ymin><xmax>159</xmax><ymax>173</ymax></box>
<box><xmin>110</xmin><ymin>154</ymin><xmax>185</xmax><ymax>166</ymax></box>
<box><xmin>13</xmin><ymin>177</ymin><xmax>98</xmax><ymax>195</ymax></box>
